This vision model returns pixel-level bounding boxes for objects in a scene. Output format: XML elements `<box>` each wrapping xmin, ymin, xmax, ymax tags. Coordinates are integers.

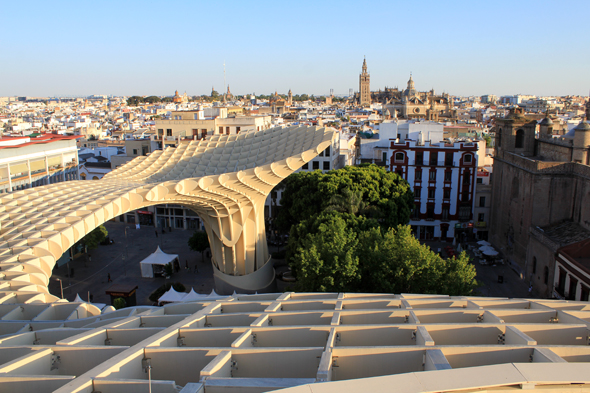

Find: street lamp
<box><xmin>56</xmin><ymin>278</ymin><xmax>63</xmax><ymax>299</ymax></box>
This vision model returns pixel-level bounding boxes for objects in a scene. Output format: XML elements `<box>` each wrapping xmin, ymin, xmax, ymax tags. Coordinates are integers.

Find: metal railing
<box><xmin>411</xmin><ymin>160</ymin><xmax>456</xmax><ymax>167</ymax></box>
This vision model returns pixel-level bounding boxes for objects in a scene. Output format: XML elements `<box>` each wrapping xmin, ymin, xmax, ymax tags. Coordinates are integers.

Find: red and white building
<box><xmin>361</xmin><ymin>120</ymin><xmax>478</xmax><ymax>241</ymax></box>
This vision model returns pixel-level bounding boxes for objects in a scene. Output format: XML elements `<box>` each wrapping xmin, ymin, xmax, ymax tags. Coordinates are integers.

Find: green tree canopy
<box><xmin>188</xmin><ymin>230</ymin><xmax>210</xmax><ymax>261</ymax></box>
<box><xmin>289</xmin><ymin>216</ymin><xmax>478</xmax><ymax>296</ymax></box>
<box><xmin>80</xmin><ymin>225</ymin><xmax>108</xmax><ymax>250</ymax></box>
<box><xmin>276</xmin><ymin>164</ymin><xmax>413</xmax><ymax>232</ymax></box>
<box><xmin>288</xmin><ymin>212</ymin><xmax>377</xmax><ymax>292</ymax></box>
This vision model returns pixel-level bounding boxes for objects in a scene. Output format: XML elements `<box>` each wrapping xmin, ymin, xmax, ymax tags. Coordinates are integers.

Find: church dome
<box><xmin>540</xmin><ymin>117</ymin><xmax>553</xmax><ymax>126</ymax></box>
<box><xmin>574</xmin><ymin>120</ymin><xmax>590</xmax><ymax>132</ymax></box>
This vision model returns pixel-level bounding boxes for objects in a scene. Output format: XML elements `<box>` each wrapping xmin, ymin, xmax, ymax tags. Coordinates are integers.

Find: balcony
<box><xmin>411</xmin><ymin>161</ymin><xmax>456</xmax><ymax>167</ymax></box>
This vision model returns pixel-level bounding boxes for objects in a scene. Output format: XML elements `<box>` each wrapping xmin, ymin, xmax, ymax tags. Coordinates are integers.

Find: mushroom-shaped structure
<box><xmin>0</xmin><ymin>126</ymin><xmax>335</xmax><ymax>296</ymax></box>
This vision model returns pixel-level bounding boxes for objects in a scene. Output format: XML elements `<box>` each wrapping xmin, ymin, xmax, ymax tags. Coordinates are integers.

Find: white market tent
<box><xmin>140</xmin><ymin>246</ymin><xmax>179</xmax><ymax>278</ymax></box>
<box><xmin>181</xmin><ymin>288</ymin><xmax>202</xmax><ymax>302</ymax></box>
<box><xmin>158</xmin><ymin>287</ymin><xmax>185</xmax><ymax>303</ymax></box>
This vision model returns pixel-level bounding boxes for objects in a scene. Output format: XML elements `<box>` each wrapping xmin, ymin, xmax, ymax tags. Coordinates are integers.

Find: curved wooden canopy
<box><xmin>0</xmin><ymin>125</ymin><xmax>335</xmax><ymax>298</ymax></box>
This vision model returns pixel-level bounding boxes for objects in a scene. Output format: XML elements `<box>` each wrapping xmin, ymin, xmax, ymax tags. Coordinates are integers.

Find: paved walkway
<box><xmin>48</xmin><ymin>222</ymin><xmax>216</xmax><ymax>306</ymax></box>
<box><xmin>423</xmin><ymin>240</ymin><xmax>532</xmax><ymax>299</ymax></box>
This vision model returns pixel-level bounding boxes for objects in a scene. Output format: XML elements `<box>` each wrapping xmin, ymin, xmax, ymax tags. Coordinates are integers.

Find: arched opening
<box><xmin>92</xmin><ymin>176</ymin><xmax>99</xmax><ymax>180</ymax></box>
<box><xmin>543</xmin><ymin>266</ymin><xmax>549</xmax><ymax>285</ymax></box>
<box><xmin>394</xmin><ymin>152</ymin><xmax>405</xmax><ymax>162</ymax></box>
<box><xmin>515</xmin><ymin>129</ymin><xmax>524</xmax><ymax>148</ymax></box>
<box><xmin>80</xmin><ymin>173</ymin><xmax>86</xmax><ymax>180</ymax></box>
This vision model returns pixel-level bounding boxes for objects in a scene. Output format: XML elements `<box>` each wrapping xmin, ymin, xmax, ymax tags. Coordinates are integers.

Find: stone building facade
<box><xmin>489</xmin><ymin>108</ymin><xmax>590</xmax><ymax>299</ymax></box>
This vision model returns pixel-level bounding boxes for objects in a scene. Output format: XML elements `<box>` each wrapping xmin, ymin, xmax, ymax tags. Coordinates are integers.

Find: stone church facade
<box><xmin>489</xmin><ymin>107</ymin><xmax>590</xmax><ymax>299</ymax></box>
<box><xmin>354</xmin><ymin>59</ymin><xmax>456</xmax><ymax>121</ymax></box>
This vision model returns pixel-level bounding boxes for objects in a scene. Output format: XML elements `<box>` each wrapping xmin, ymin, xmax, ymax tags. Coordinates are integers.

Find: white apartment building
<box><xmin>0</xmin><ymin>134</ymin><xmax>80</xmax><ymax>193</ymax></box>
<box><xmin>360</xmin><ymin>120</ymin><xmax>478</xmax><ymax>241</ymax></box>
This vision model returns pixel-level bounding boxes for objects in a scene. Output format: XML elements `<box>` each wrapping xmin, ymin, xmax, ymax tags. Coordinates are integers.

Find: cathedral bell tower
<box><xmin>359</xmin><ymin>57</ymin><xmax>371</xmax><ymax>107</ymax></box>
<box><xmin>495</xmin><ymin>108</ymin><xmax>537</xmax><ymax>157</ymax></box>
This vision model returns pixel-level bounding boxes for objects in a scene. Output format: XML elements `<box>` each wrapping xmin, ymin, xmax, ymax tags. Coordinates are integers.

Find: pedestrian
<box><xmin>88</xmin><ymin>256</ymin><xmax>91</xmax><ymax>263</ymax></box>
<box><xmin>185</xmin><ymin>260</ymin><xmax>189</xmax><ymax>270</ymax></box>
<box><xmin>155</xmin><ymin>230</ymin><xmax>158</xmax><ymax>238</ymax></box>
<box><xmin>194</xmin><ymin>264</ymin><xmax>199</xmax><ymax>274</ymax></box>
<box><xmin>107</xmin><ymin>273</ymin><xmax>112</xmax><ymax>282</ymax></box>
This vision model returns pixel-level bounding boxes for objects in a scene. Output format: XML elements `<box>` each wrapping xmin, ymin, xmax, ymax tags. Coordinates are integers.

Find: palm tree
<box><xmin>325</xmin><ymin>188</ymin><xmax>365</xmax><ymax>215</ymax></box>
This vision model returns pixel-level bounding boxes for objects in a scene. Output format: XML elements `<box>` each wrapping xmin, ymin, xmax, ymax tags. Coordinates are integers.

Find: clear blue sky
<box><xmin>1</xmin><ymin>0</ymin><xmax>589</xmax><ymax>98</ymax></box>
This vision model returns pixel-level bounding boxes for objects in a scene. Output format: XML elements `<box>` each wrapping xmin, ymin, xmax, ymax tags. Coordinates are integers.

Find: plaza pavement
<box><xmin>48</xmin><ymin>221</ymin><xmax>216</xmax><ymax>306</ymax></box>
<box><xmin>423</xmin><ymin>240</ymin><xmax>532</xmax><ymax>299</ymax></box>
<box><xmin>46</xmin><ymin>222</ymin><xmax>534</xmax><ymax>308</ymax></box>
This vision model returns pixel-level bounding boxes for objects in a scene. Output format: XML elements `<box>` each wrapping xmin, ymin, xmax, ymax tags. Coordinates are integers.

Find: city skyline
<box><xmin>2</xmin><ymin>0</ymin><xmax>589</xmax><ymax>98</ymax></box>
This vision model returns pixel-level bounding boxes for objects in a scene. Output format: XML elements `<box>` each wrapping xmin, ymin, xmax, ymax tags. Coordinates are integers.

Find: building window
<box><xmin>415</xmin><ymin>152</ymin><xmax>423</xmax><ymax>166</ymax></box>
<box><xmin>476</xmin><ymin>177</ymin><xmax>483</xmax><ymax>184</ymax></box>
<box><xmin>442</xmin><ymin>206</ymin><xmax>449</xmax><ymax>220</ymax></box>
<box><xmin>544</xmin><ymin>267</ymin><xmax>550</xmax><ymax>285</ymax></box>
<box><xmin>445</xmin><ymin>152</ymin><xmax>453</xmax><ymax>166</ymax></box>
<box><xmin>444</xmin><ymin>171</ymin><xmax>452</xmax><ymax>181</ymax></box>
<box><xmin>428</xmin><ymin>189</ymin><xmax>435</xmax><ymax>199</ymax></box>
<box><xmin>302</xmin><ymin>163</ymin><xmax>308</xmax><ymax>170</ymax></box>
<box><xmin>427</xmin><ymin>205</ymin><xmax>435</xmax><ymax>219</ymax></box>
<box><xmin>323</xmin><ymin>161</ymin><xmax>330</xmax><ymax>170</ymax></box>
<box><xmin>395</xmin><ymin>152</ymin><xmax>404</xmax><ymax>162</ymax></box>
<box><xmin>413</xmin><ymin>204</ymin><xmax>420</xmax><ymax>218</ymax></box>
<box><xmin>443</xmin><ymin>189</ymin><xmax>451</xmax><ymax>199</ymax></box>
<box><xmin>479</xmin><ymin>196</ymin><xmax>486</xmax><ymax>207</ymax></box>
<box><xmin>459</xmin><ymin>205</ymin><xmax>471</xmax><ymax>221</ymax></box>
<box><xmin>478</xmin><ymin>213</ymin><xmax>485</xmax><ymax>222</ymax></box>
<box><xmin>429</xmin><ymin>171</ymin><xmax>436</xmax><ymax>181</ymax></box>
<box><xmin>515</xmin><ymin>129</ymin><xmax>524</xmax><ymax>148</ymax></box>
<box><xmin>226</xmin><ymin>127</ymin><xmax>230</xmax><ymax>135</ymax></box>
<box><xmin>382</xmin><ymin>152</ymin><xmax>387</xmax><ymax>162</ymax></box>
<box><xmin>158</xmin><ymin>129</ymin><xmax>163</xmax><ymax>136</ymax></box>
<box><xmin>464</xmin><ymin>154</ymin><xmax>472</xmax><ymax>163</ymax></box>
<box><xmin>312</xmin><ymin>161</ymin><xmax>319</xmax><ymax>170</ymax></box>
<box><xmin>414</xmin><ymin>188</ymin><xmax>421</xmax><ymax>198</ymax></box>
<box><xmin>568</xmin><ymin>277</ymin><xmax>577</xmax><ymax>300</ymax></box>
<box><xmin>415</xmin><ymin>169</ymin><xmax>422</xmax><ymax>181</ymax></box>
<box><xmin>532</xmin><ymin>257</ymin><xmax>537</xmax><ymax>275</ymax></box>
<box><xmin>133</xmin><ymin>149</ymin><xmax>138</xmax><ymax>155</ymax></box>
<box><xmin>324</xmin><ymin>146</ymin><xmax>331</xmax><ymax>156</ymax></box>
<box><xmin>557</xmin><ymin>268</ymin><xmax>566</xmax><ymax>293</ymax></box>
<box><xmin>236</xmin><ymin>127</ymin><xmax>240</xmax><ymax>133</ymax></box>
<box><xmin>462</xmin><ymin>192</ymin><xmax>470</xmax><ymax>202</ymax></box>
<box><xmin>166</xmin><ymin>129</ymin><xmax>172</xmax><ymax>136</ymax></box>
<box><xmin>463</xmin><ymin>169</ymin><xmax>471</xmax><ymax>184</ymax></box>
<box><xmin>219</xmin><ymin>127</ymin><xmax>223</xmax><ymax>133</ymax></box>
<box><xmin>429</xmin><ymin>153</ymin><xmax>437</xmax><ymax>166</ymax></box>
